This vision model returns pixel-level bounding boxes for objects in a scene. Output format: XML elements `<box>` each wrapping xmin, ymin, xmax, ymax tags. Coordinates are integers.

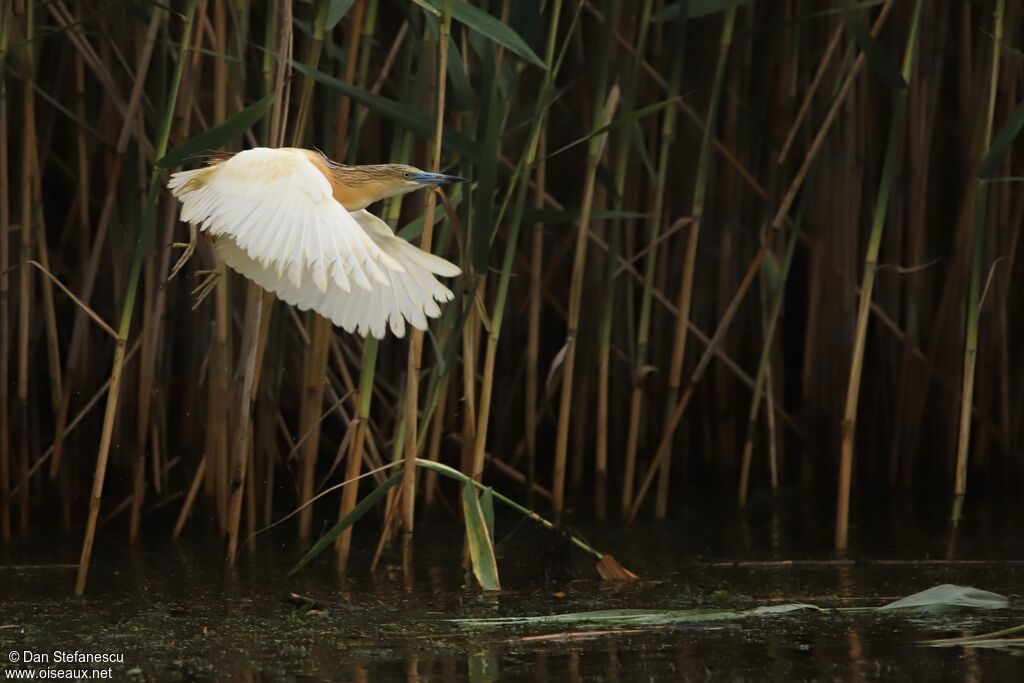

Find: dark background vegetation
<box><xmin>1</xmin><ymin>0</ymin><xmax>1022</xmax><ymax>587</ymax></box>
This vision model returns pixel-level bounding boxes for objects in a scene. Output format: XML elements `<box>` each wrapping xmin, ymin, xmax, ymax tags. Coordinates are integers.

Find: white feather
<box><xmin>210</xmin><ymin>208</ymin><xmax>461</xmax><ymax>340</ymax></box>
<box><xmin>167</xmin><ymin>147</ymin><xmax>402</xmax><ymax>292</ymax></box>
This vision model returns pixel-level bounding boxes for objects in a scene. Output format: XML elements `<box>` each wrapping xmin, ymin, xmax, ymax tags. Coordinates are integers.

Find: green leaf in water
<box><xmin>450</xmin><ymin>607</ymin><xmax>809</xmax><ymax>628</ymax></box>
<box><xmin>462</xmin><ymin>483</ymin><xmax>501</xmax><ymax>590</ymax></box>
<box><xmin>288</xmin><ymin>471</ymin><xmax>403</xmax><ymax>576</ymax></box>
<box><xmin>877</xmin><ymin>584</ymin><xmax>1009</xmax><ymax>613</ymax></box>
<box><xmin>451</xmin><ymin>584</ymin><xmax>1010</xmax><ymax>629</ymax></box>
<box><xmin>480</xmin><ymin>488</ymin><xmax>495</xmax><ymax>543</ymax></box>
<box><xmin>156</xmin><ymin>93</ymin><xmax>274</xmax><ymax>168</ymax></box>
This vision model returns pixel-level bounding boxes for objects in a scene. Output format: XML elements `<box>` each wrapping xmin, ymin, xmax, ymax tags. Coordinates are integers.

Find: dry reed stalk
<box><xmin>345</xmin><ymin>0</ymin><xmax>381</xmax><ymax>154</ymax></box>
<box><xmin>44</xmin><ymin>2</ymin><xmax>152</xmax><ymax>155</ymax></box>
<box><xmin>588</xmin><ymin>5</ymin><xmax>771</xmax><ymax>207</ymax></box>
<box><xmin>777</xmin><ymin>22</ymin><xmax>844</xmax><ymax>163</ymax></box>
<box><xmin>627</xmin><ymin>223</ymin><xmax>774</xmax><ymax>524</ymax></box>
<box><xmin>225</xmin><ymin>282</ymin><xmax>263</xmax><ymax>562</ymax></box>
<box><xmin>172</xmin><ymin>455</ymin><xmax>207</xmax><ymax>539</ymax></box>
<box><xmin>656</xmin><ymin>2</ymin><xmax>715</xmax><ymax>518</ymax></box>
<box><xmin>887</xmin><ymin>4</ymin><xmax>947</xmax><ymax>486</ymax></box>
<box><xmin>48</xmin><ymin>4</ymin><xmax>164</xmax><ymax>485</ymax></box>
<box><xmin>206</xmin><ymin>305</ymin><xmax>230</xmax><ymax>524</ymax></box>
<box><xmin>291</xmin><ymin>0</ymin><xmax>329</xmax><ymax>146</ymax></box>
<box><xmin>227</xmin><ymin>0</ymin><xmax>292</xmax><ymax>559</ymax></box>
<box><xmin>297</xmin><ymin>0</ymin><xmax>363</xmax><ymax>540</ymax></box>
<box><xmin>470</xmin><ymin>0</ymin><xmax>568</xmax><ymax>496</ymax></box>
<box><xmin>460</xmin><ymin>297</ymin><xmax>479</xmax><ymax>475</ymax></box>
<box><xmin>28</xmin><ymin>151</ymin><xmax>60</xmax><ymax>414</ymax></box>
<box><xmin>297</xmin><ymin>318</ymin><xmax>331</xmax><ymax>539</ymax></box>
<box><xmin>333</xmin><ymin>0</ymin><xmax>366</xmax><ymax>158</ymax></box>
<box><xmin>617</xmin><ymin>0</ymin><xmax>655</xmax><ymax>520</ymax></box>
<box><xmin>17</xmin><ymin>4</ymin><xmax>36</xmax><ymax>534</ymax></box>
<box><xmin>738</xmin><ymin>227</ymin><xmax>799</xmax><ymax>508</ymax></box>
<box><xmin>551</xmin><ymin>85</ymin><xmax>620</xmax><ymax>517</ymax></box>
<box><xmin>582</xmin><ymin>225</ymin><xmax>812</xmax><ymax>446</ymax></box>
<box><xmin>130</xmin><ymin>7</ymin><xmax>185</xmax><ymax>542</ymax></box>
<box><xmin>335</xmin><ymin>340</ymin><xmax>377</xmax><ymax>569</ymax></box>
<box><xmin>76</xmin><ymin>0</ymin><xmax>197</xmax><ymax>595</ymax></box>
<box><xmin>951</xmin><ymin>0</ymin><xmax>1005</xmax><ymax>526</ymax></box>
<box><xmin>771</xmin><ymin>0</ymin><xmax>895</xmax><ymax>229</ymax></box>
<box><xmin>401</xmin><ymin>0</ymin><xmax>452</xmax><ymax>540</ymax></box>
<box><xmin>422</xmin><ymin>374</ymin><xmax>450</xmax><ymax>507</ymax></box>
<box><xmin>835</xmin><ymin>0</ymin><xmax>924</xmax><ymax>549</ymax></box>
<box><xmin>0</xmin><ymin>0</ymin><xmax>11</xmax><ymax>544</ymax></box>
<box><xmin>591</xmin><ymin>0</ymin><xmax>636</xmax><ymax>520</ymax></box>
<box><xmin>525</xmin><ymin>126</ymin><xmax>545</xmax><ymax>507</ymax></box>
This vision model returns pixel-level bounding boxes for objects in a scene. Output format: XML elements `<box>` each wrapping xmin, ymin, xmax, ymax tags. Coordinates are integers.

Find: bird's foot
<box><xmin>169</xmin><ymin>224</ymin><xmax>198</xmax><ymax>282</ymax></box>
<box><xmin>190</xmin><ymin>268</ymin><xmax>220</xmax><ymax>309</ymax></box>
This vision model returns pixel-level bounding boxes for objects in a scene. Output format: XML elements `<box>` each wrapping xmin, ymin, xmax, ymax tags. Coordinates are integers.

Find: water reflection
<box><xmin>1</xmin><ymin>495</ymin><xmax>1022</xmax><ymax>680</ymax></box>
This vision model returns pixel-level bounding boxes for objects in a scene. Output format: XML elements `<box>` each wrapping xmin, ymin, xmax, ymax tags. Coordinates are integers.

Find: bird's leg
<box><xmin>190</xmin><ymin>267</ymin><xmax>220</xmax><ymax>309</ymax></box>
<box><xmin>169</xmin><ymin>223</ymin><xmax>198</xmax><ymax>282</ymax></box>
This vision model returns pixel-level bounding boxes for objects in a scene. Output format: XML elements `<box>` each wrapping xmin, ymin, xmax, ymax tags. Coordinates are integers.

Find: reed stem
<box><xmin>75</xmin><ymin>0</ymin><xmax>198</xmax><ymax>595</ymax></box>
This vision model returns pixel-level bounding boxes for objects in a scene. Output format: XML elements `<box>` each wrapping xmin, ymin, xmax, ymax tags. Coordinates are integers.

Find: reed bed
<box><xmin>2</xmin><ymin>0</ymin><xmax>1023</xmax><ymax>589</ymax></box>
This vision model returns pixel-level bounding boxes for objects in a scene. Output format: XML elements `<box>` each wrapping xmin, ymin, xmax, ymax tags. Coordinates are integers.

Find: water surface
<box><xmin>2</xmin><ymin>492</ymin><xmax>1022</xmax><ymax>680</ymax></box>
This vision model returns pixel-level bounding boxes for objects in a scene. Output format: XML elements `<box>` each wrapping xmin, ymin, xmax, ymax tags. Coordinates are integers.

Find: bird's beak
<box><xmin>410</xmin><ymin>172</ymin><xmax>468</xmax><ymax>185</ymax></box>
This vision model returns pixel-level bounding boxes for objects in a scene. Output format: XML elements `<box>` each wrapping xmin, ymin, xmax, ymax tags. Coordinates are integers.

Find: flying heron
<box><xmin>167</xmin><ymin>146</ymin><xmax>465</xmax><ymax>339</ymax></box>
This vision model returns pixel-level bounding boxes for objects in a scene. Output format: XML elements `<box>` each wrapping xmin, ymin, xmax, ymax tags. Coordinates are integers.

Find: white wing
<box><xmin>214</xmin><ymin>210</ymin><xmax>461</xmax><ymax>339</ymax></box>
<box><xmin>167</xmin><ymin>147</ymin><xmax>402</xmax><ymax>293</ymax></box>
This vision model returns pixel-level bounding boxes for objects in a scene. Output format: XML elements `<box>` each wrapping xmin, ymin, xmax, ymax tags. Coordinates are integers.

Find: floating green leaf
<box><xmin>877</xmin><ymin>584</ymin><xmax>1009</xmax><ymax>613</ymax></box>
<box><xmin>451</xmin><ymin>585</ymin><xmax>1009</xmax><ymax>629</ymax></box>
<box><xmin>156</xmin><ymin>93</ymin><xmax>274</xmax><ymax>168</ymax></box>
<box><xmin>462</xmin><ymin>483</ymin><xmax>501</xmax><ymax>590</ymax></box>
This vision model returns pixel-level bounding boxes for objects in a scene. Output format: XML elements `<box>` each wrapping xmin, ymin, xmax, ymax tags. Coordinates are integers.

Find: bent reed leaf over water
<box><xmin>3</xmin><ymin>1</ymin><xmax>1023</xmax><ymax>590</ymax></box>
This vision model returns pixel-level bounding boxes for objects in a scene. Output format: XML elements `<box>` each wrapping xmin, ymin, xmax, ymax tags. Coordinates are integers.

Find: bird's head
<box><xmin>388</xmin><ymin>165</ymin><xmax>467</xmax><ymax>195</ymax></box>
<box><xmin>328</xmin><ymin>162</ymin><xmax>467</xmax><ymax>210</ymax></box>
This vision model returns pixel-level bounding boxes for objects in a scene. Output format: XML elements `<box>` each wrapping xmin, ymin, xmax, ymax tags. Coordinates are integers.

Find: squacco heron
<box><xmin>167</xmin><ymin>147</ymin><xmax>464</xmax><ymax>338</ymax></box>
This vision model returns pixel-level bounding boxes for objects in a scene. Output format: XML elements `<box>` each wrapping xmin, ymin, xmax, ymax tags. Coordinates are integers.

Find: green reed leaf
<box><xmin>157</xmin><ymin>93</ymin><xmax>274</xmax><ymax>168</ymax></box>
<box><xmin>422</xmin><ymin>0</ymin><xmax>546</xmax><ymax>69</ymax></box>
<box><xmin>288</xmin><ymin>471</ymin><xmax>404</xmax><ymax>576</ymax></box>
<box><xmin>462</xmin><ymin>483</ymin><xmax>501</xmax><ymax>590</ymax></box>
<box><xmin>980</xmin><ymin>99</ymin><xmax>1024</xmax><ymax>179</ymax></box>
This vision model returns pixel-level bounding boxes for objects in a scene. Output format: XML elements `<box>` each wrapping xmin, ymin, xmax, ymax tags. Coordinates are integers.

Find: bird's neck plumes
<box><xmin>326</xmin><ymin>166</ymin><xmax>408</xmax><ymax>211</ymax></box>
<box><xmin>293</xmin><ymin>149</ymin><xmax>411</xmax><ymax>210</ymax></box>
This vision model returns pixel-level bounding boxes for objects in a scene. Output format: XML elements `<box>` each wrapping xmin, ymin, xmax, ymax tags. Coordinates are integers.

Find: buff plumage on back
<box><xmin>168</xmin><ymin>147</ymin><xmax>402</xmax><ymax>293</ymax></box>
<box><xmin>167</xmin><ymin>147</ymin><xmax>461</xmax><ymax>339</ymax></box>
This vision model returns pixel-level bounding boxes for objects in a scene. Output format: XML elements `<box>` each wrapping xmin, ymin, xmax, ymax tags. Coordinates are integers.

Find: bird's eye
<box><xmin>403</xmin><ymin>172</ymin><xmax>414</xmax><ymax>180</ymax></box>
